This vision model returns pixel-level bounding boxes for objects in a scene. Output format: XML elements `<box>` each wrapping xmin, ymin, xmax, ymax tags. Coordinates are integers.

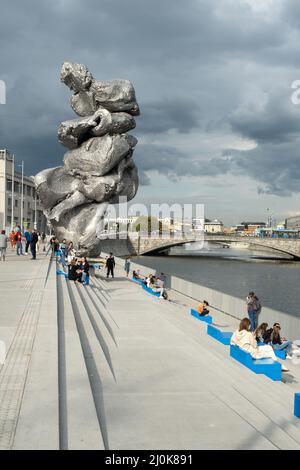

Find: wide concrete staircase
<box><xmin>4</xmin><ymin>258</ymin><xmax>300</xmax><ymax>449</ymax></box>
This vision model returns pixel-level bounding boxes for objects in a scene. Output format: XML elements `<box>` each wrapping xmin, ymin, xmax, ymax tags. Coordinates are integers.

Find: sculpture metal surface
<box><xmin>35</xmin><ymin>62</ymin><xmax>140</xmax><ymax>255</ymax></box>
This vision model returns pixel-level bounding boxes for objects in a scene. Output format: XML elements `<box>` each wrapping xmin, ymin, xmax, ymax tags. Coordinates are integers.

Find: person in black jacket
<box><xmin>80</xmin><ymin>257</ymin><xmax>90</xmax><ymax>284</ymax></box>
<box><xmin>106</xmin><ymin>253</ymin><xmax>115</xmax><ymax>278</ymax></box>
<box><xmin>30</xmin><ymin>229</ymin><xmax>39</xmax><ymax>260</ymax></box>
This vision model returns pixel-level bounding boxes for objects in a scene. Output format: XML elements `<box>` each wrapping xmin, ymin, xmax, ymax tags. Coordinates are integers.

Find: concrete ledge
<box><xmin>190</xmin><ymin>309</ymin><xmax>213</xmax><ymax>324</ymax></box>
<box><xmin>295</xmin><ymin>393</ymin><xmax>300</xmax><ymax>419</ymax></box>
<box><xmin>230</xmin><ymin>345</ymin><xmax>282</xmax><ymax>382</ymax></box>
<box><xmin>207</xmin><ymin>324</ymin><xmax>232</xmax><ymax>345</ymax></box>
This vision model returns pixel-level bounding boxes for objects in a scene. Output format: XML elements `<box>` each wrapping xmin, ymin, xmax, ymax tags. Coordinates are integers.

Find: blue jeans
<box><xmin>82</xmin><ymin>272</ymin><xmax>90</xmax><ymax>285</ymax></box>
<box><xmin>273</xmin><ymin>341</ymin><xmax>293</xmax><ymax>355</ymax></box>
<box><xmin>248</xmin><ymin>311</ymin><xmax>258</xmax><ymax>332</ymax></box>
<box><xmin>16</xmin><ymin>241</ymin><xmax>23</xmax><ymax>255</ymax></box>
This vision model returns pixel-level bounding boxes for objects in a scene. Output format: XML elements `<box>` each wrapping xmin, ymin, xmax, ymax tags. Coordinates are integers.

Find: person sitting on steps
<box><xmin>254</xmin><ymin>322</ymin><xmax>268</xmax><ymax>343</ymax></box>
<box><xmin>230</xmin><ymin>318</ymin><xmax>289</xmax><ymax>372</ymax></box>
<box><xmin>197</xmin><ymin>300</ymin><xmax>210</xmax><ymax>317</ymax></box>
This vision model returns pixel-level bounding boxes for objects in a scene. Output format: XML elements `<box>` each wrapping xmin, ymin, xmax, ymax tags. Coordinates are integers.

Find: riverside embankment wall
<box><xmin>107</xmin><ymin>254</ymin><xmax>300</xmax><ymax>340</ymax></box>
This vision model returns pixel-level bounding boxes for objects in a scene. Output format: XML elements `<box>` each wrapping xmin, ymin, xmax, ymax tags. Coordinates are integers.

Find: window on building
<box><xmin>28</xmin><ymin>202</ymin><xmax>31</xmax><ymax>210</ymax></box>
<box><xmin>6</xmin><ymin>180</ymin><xmax>12</xmax><ymax>191</ymax></box>
<box><xmin>7</xmin><ymin>216</ymin><xmax>11</xmax><ymax>224</ymax></box>
<box><xmin>27</xmin><ymin>186</ymin><xmax>31</xmax><ymax>196</ymax></box>
<box><xmin>14</xmin><ymin>199</ymin><xmax>18</xmax><ymax>208</ymax></box>
<box><xmin>8</xmin><ymin>197</ymin><xmax>12</xmax><ymax>207</ymax></box>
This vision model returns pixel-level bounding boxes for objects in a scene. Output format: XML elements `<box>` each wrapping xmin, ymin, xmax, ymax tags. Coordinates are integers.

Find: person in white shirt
<box><xmin>231</xmin><ymin>317</ymin><xmax>289</xmax><ymax>372</ymax></box>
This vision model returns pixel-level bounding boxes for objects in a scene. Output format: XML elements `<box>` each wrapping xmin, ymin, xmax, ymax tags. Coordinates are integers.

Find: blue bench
<box><xmin>207</xmin><ymin>324</ymin><xmax>232</xmax><ymax>345</ymax></box>
<box><xmin>295</xmin><ymin>393</ymin><xmax>300</xmax><ymax>419</ymax></box>
<box><xmin>131</xmin><ymin>276</ymin><xmax>144</xmax><ymax>285</ymax></box>
<box><xmin>230</xmin><ymin>345</ymin><xmax>282</xmax><ymax>381</ymax></box>
<box><xmin>190</xmin><ymin>309</ymin><xmax>213</xmax><ymax>324</ymax></box>
<box><xmin>142</xmin><ymin>284</ymin><xmax>161</xmax><ymax>297</ymax></box>
<box><xmin>56</xmin><ymin>269</ymin><xmax>68</xmax><ymax>278</ymax></box>
<box><xmin>258</xmin><ymin>342</ymin><xmax>286</xmax><ymax>360</ymax></box>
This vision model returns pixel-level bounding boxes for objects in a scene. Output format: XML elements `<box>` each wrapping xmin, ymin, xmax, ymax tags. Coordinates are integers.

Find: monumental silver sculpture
<box><xmin>35</xmin><ymin>62</ymin><xmax>140</xmax><ymax>255</ymax></box>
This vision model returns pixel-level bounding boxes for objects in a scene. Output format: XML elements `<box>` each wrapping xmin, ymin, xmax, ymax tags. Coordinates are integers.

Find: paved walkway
<box><xmin>0</xmin><ymin>251</ymin><xmax>300</xmax><ymax>449</ymax></box>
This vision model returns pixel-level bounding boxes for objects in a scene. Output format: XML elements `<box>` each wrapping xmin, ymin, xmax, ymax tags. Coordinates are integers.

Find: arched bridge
<box><xmin>128</xmin><ymin>234</ymin><xmax>300</xmax><ymax>259</ymax></box>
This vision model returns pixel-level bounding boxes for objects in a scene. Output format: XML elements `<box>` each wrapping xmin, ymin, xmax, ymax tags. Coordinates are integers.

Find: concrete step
<box><xmin>57</xmin><ymin>276</ymin><xmax>104</xmax><ymax>450</ymax></box>
<box><xmin>151</xmin><ymin>291</ymin><xmax>300</xmax><ymax>443</ymax></box>
<box><xmin>82</xmin><ymin>284</ymin><xmax>119</xmax><ymax>344</ymax></box>
<box><xmin>93</xmin><ymin>275</ymin><xmax>111</xmax><ymax>299</ymax></box>
<box><xmin>13</xmin><ymin>258</ymin><xmax>59</xmax><ymax>450</ymax></box>
<box><xmin>90</xmin><ymin>276</ymin><xmax>110</xmax><ymax>304</ymax></box>
<box><xmin>67</xmin><ymin>281</ymin><xmax>113</xmax><ymax>449</ymax></box>
<box><xmin>74</xmin><ymin>283</ymin><xmax>117</xmax><ymax>372</ymax></box>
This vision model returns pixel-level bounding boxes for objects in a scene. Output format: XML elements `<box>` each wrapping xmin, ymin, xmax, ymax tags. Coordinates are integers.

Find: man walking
<box><xmin>246</xmin><ymin>291</ymin><xmax>262</xmax><ymax>331</ymax></box>
<box><xmin>0</xmin><ymin>230</ymin><xmax>8</xmax><ymax>261</ymax></box>
<box><xmin>30</xmin><ymin>229</ymin><xmax>39</xmax><ymax>260</ymax></box>
<box><xmin>106</xmin><ymin>252</ymin><xmax>115</xmax><ymax>278</ymax></box>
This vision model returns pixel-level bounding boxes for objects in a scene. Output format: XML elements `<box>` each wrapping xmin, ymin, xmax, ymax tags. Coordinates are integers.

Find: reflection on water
<box><xmin>134</xmin><ymin>244</ymin><xmax>300</xmax><ymax>317</ymax></box>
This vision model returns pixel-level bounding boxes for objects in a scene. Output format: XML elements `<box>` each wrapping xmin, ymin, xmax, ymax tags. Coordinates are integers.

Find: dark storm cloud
<box><xmin>0</xmin><ymin>0</ymin><xmax>300</xmax><ymax>196</ymax></box>
<box><xmin>229</xmin><ymin>88</ymin><xmax>300</xmax><ymax>144</ymax></box>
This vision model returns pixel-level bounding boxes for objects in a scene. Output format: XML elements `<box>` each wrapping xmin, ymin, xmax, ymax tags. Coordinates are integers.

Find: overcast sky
<box><xmin>1</xmin><ymin>0</ymin><xmax>300</xmax><ymax>225</ymax></box>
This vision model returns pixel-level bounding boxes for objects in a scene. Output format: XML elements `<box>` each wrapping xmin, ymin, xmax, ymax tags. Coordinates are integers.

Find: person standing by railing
<box><xmin>246</xmin><ymin>291</ymin><xmax>261</xmax><ymax>332</ymax></box>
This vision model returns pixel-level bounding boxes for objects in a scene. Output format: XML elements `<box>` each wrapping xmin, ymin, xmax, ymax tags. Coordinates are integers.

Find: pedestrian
<box><xmin>9</xmin><ymin>230</ymin><xmax>16</xmax><ymax>250</ymax></box>
<box><xmin>80</xmin><ymin>257</ymin><xmax>90</xmax><ymax>285</ymax></box>
<box><xmin>246</xmin><ymin>291</ymin><xmax>261</xmax><ymax>332</ymax></box>
<box><xmin>16</xmin><ymin>230</ymin><xmax>23</xmax><ymax>256</ymax></box>
<box><xmin>106</xmin><ymin>252</ymin><xmax>115</xmax><ymax>278</ymax></box>
<box><xmin>124</xmin><ymin>257</ymin><xmax>131</xmax><ymax>277</ymax></box>
<box><xmin>24</xmin><ymin>228</ymin><xmax>31</xmax><ymax>255</ymax></box>
<box><xmin>0</xmin><ymin>230</ymin><xmax>8</xmax><ymax>261</ymax></box>
<box><xmin>30</xmin><ymin>229</ymin><xmax>39</xmax><ymax>260</ymax></box>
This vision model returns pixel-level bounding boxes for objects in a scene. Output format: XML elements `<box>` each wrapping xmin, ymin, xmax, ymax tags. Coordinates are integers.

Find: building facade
<box><xmin>286</xmin><ymin>215</ymin><xmax>300</xmax><ymax>230</ymax></box>
<box><xmin>0</xmin><ymin>149</ymin><xmax>47</xmax><ymax>232</ymax></box>
<box><xmin>204</xmin><ymin>219</ymin><xmax>224</xmax><ymax>234</ymax></box>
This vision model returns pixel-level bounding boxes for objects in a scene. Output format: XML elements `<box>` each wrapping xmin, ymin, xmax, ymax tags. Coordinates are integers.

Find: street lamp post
<box><xmin>18</xmin><ymin>161</ymin><xmax>24</xmax><ymax>231</ymax></box>
<box><xmin>34</xmin><ymin>191</ymin><xmax>37</xmax><ymax>230</ymax></box>
<box><xmin>11</xmin><ymin>154</ymin><xmax>15</xmax><ymax>231</ymax></box>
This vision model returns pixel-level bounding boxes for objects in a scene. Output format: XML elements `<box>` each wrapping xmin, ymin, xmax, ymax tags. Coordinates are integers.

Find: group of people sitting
<box><xmin>68</xmin><ymin>256</ymin><xmax>90</xmax><ymax>285</ymax></box>
<box><xmin>51</xmin><ymin>237</ymin><xmax>90</xmax><ymax>285</ymax></box>
<box><xmin>132</xmin><ymin>270</ymin><xmax>168</xmax><ymax>300</ymax></box>
<box><xmin>231</xmin><ymin>318</ymin><xmax>300</xmax><ymax>372</ymax></box>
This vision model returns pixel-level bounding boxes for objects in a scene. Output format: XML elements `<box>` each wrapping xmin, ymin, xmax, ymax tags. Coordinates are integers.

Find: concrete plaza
<box><xmin>0</xmin><ymin>250</ymin><xmax>300</xmax><ymax>449</ymax></box>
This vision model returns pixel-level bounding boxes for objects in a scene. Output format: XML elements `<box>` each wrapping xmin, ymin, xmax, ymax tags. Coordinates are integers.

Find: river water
<box><xmin>134</xmin><ymin>243</ymin><xmax>300</xmax><ymax>317</ymax></box>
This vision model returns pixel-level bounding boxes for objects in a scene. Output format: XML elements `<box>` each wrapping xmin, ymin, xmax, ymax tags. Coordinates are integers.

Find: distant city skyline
<box><xmin>1</xmin><ymin>0</ymin><xmax>300</xmax><ymax>225</ymax></box>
